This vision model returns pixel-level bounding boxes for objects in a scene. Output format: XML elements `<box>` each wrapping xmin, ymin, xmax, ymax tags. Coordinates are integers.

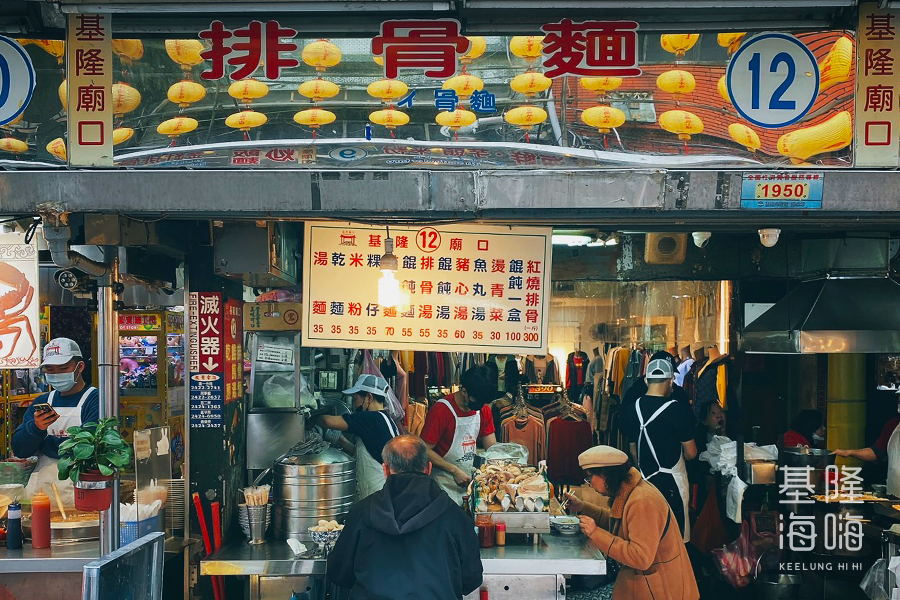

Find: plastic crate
<box><xmin>120</xmin><ymin>515</ymin><xmax>162</xmax><ymax>546</ymax></box>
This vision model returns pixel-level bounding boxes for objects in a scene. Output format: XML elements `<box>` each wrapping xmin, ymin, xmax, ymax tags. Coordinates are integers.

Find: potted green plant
<box><xmin>57</xmin><ymin>418</ymin><xmax>132</xmax><ymax>512</ymax></box>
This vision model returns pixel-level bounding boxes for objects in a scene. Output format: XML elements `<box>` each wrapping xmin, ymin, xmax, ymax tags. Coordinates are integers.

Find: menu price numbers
<box><xmin>756</xmin><ymin>182</ymin><xmax>810</xmax><ymax>200</ymax></box>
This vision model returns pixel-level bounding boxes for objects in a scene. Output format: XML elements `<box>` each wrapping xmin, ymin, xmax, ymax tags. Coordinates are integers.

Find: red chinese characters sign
<box><xmin>541</xmin><ymin>19</ymin><xmax>640</xmax><ymax>78</ymax></box>
<box><xmin>372</xmin><ymin>20</ymin><xmax>470</xmax><ymax>79</ymax></box>
<box><xmin>856</xmin><ymin>2</ymin><xmax>900</xmax><ymax>167</ymax></box>
<box><xmin>302</xmin><ymin>222</ymin><xmax>552</xmax><ymax>354</ymax></box>
<box><xmin>193</xmin><ymin>292</ymin><xmax>223</xmax><ymax>373</ymax></box>
<box><xmin>66</xmin><ymin>13</ymin><xmax>113</xmax><ymax>166</ymax></box>
<box><xmin>223</xmin><ymin>299</ymin><xmax>243</xmax><ymax>404</ymax></box>
<box><xmin>199</xmin><ymin>20</ymin><xmax>299</xmax><ymax>80</ymax></box>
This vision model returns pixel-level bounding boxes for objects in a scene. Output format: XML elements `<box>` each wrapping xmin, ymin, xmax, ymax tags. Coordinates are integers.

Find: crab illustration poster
<box><xmin>0</xmin><ymin>233</ymin><xmax>39</xmax><ymax>367</ymax></box>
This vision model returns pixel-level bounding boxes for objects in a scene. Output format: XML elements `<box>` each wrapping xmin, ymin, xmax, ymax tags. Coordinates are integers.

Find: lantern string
<box><xmin>390</xmin><ymin>130</ymin><xmax>395</xmax><ymax>139</ymax></box>
<box><xmin>603</xmin><ymin>134</ymin><xmax>608</xmax><ymax>150</ymax></box>
<box><xmin>683</xmin><ymin>141</ymin><xmax>689</xmax><ymax>155</ymax></box>
<box><xmin>313</xmin><ymin>130</ymin><xmax>317</xmax><ymax>141</ymax></box>
<box><xmin>170</xmin><ymin>137</ymin><xmax>176</xmax><ymax>148</ymax></box>
<box><xmin>525</xmin><ymin>131</ymin><xmax>530</xmax><ymax>143</ymax></box>
<box><xmin>243</xmin><ymin>131</ymin><xmax>249</xmax><ymax>141</ymax></box>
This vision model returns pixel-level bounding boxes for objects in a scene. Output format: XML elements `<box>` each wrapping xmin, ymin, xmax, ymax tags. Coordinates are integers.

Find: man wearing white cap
<box><xmin>620</xmin><ymin>358</ymin><xmax>697</xmax><ymax>542</ymax></box>
<box><xmin>311</xmin><ymin>374</ymin><xmax>400</xmax><ymax>500</ymax></box>
<box><xmin>13</xmin><ymin>338</ymin><xmax>99</xmax><ymax>504</ymax></box>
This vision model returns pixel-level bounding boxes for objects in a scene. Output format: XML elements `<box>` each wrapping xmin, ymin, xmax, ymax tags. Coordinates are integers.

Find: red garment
<box><xmin>547</xmin><ymin>418</ymin><xmax>594</xmax><ymax>485</ymax></box>
<box><xmin>420</xmin><ymin>395</ymin><xmax>495</xmax><ymax>457</ymax></box>
<box><xmin>783</xmin><ymin>430</ymin><xmax>810</xmax><ymax>447</ymax></box>
<box><xmin>874</xmin><ymin>416</ymin><xmax>900</xmax><ymax>453</ymax></box>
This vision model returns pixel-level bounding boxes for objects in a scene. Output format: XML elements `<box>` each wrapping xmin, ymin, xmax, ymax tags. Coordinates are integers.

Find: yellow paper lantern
<box><xmin>228</xmin><ymin>79</ymin><xmax>269</xmax><ymax>104</ymax></box>
<box><xmin>728</xmin><ymin>123</ymin><xmax>761</xmax><ymax>152</ymax></box>
<box><xmin>657</xmin><ymin>70</ymin><xmax>696</xmax><ymax>95</ymax></box>
<box><xmin>580</xmin><ymin>77</ymin><xmax>623</xmax><ymax>94</ymax></box>
<box><xmin>0</xmin><ymin>138</ymin><xmax>28</xmax><ymax>154</ymax></box>
<box><xmin>461</xmin><ymin>37</ymin><xmax>487</xmax><ymax>65</ymax></box>
<box><xmin>15</xmin><ymin>39</ymin><xmax>33</xmax><ymax>46</ymax></box>
<box><xmin>717</xmin><ymin>75</ymin><xmax>731</xmax><ymax>104</ymax></box>
<box><xmin>58</xmin><ymin>79</ymin><xmax>67</xmax><ymax>111</ymax></box>
<box><xmin>113</xmin><ymin>127</ymin><xmax>135</xmax><ymax>145</ymax></box>
<box><xmin>168</xmin><ymin>81</ymin><xmax>207</xmax><ymax>108</ymax></box>
<box><xmin>717</xmin><ymin>33</ymin><xmax>745</xmax><ymax>55</ymax></box>
<box><xmin>819</xmin><ymin>36</ymin><xmax>853</xmax><ymax>92</ymax></box>
<box><xmin>581</xmin><ymin>105</ymin><xmax>626</xmax><ymax>134</ymax></box>
<box><xmin>504</xmin><ymin>105</ymin><xmax>548</xmax><ymax>131</ymax></box>
<box><xmin>112</xmin><ymin>83</ymin><xmax>141</xmax><ymax>116</ymax></box>
<box><xmin>157</xmin><ymin>117</ymin><xmax>198</xmax><ymax>140</ymax></box>
<box><xmin>226</xmin><ymin>110</ymin><xmax>268</xmax><ymax>131</ymax></box>
<box><xmin>366</xmin><ymin>79</ymin><xmax>409</xmax><ymax>103</ymax></box>
<box><xmin>510</xmin><ymin>72</ymin><xmax>552</xmax><ymax>97</ymax></box>
<box><xmin>373</xmin><ymin>56</ymin><xmax>384</xmax><ymax>66</ymax></box>
<box><xmin>443</xmin><ymin>74</ymin><xmax>484</xmax><ymax>100</ymax></box>
<box><xmin>369</xmin><ymin>109</ymin><xmax>409</xmax><ymax>129</ymax></box>
<box><xmin>777</xmin><ymin>111</ymin><xmax>852</xmax><ymax>163</ymax></box>
<box><xmin>165</xmin><ymin>40</ymin><xmax>206</xmax><ymax>72</ymax></box>
<box><xmin>298</xmin><ymin>79</ymin><xmax>340</xmax><ymax>103</ymax></box>
<box><xmin>659</xmin><ymin>110</ymin><xmax>704</xmax><ymax>140</ymax></box>
<box><xmin>509</xmin><ymin>36</ymin><xmax>544</xmax><ymax>64</ymax></box>
<box><xmin>302</xmin><ymin>40</ymin><xmax>342</xmax><ymax>72</ymax></box>
<box><xmin>46</xmin><ymin>138</ymin><xmax>66</xmax><ymax>161</ymax></box>
<box><xmin>112</xmin><ymin>39</ymin><xmax>144</xmax><ymax>64</ymax></box>
<box><xmin>294</xmin><ymin>108</ymin><xmax>336</xmax><ymax>128</ymax></box>
<box><xmin>35</xmin><ymin>40</ymin><xmax>65</xmax><ymax>64</ymax></box>
<box><xmin>660</xmin><ymin>34</ymin><xmax>700</xmax><ymax>58</ymax></box>
<box><xmin>436</xmin><ymin>109</ymin><xmax>477</xmax><ymax>131</ymax></box>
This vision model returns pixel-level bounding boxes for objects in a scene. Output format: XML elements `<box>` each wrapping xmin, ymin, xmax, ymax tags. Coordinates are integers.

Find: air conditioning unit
<box><xmin>214</xmin><ymin>222</ymin><xmax>300</xmax><ymax>288</ymax></box>
<box><xmin>644</xmin><ymin>233</ymin><xmax>687</xmax><ymax>265</ymax></box>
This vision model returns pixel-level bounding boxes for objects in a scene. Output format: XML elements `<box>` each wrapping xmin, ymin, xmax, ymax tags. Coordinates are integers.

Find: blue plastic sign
<box><xmin>740</xmin><ymin>172</ymin><xmax>824</xmax><ymax>209</ymax></box>
<box><xmin>0</xmin><ymin>36</ymin><xmax>35</xmax><ymax>126</ymax></box>
<box><xmin>727</xmin><ymin>33</ymin><xmax>819</xmax><ymax>129</ymax></box>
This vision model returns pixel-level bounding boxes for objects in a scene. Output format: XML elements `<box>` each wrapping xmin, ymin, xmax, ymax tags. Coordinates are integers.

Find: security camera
<box><xmin>55</xmin><ymin>269</ymin><xmax>80</xmax><ymax>290</ymax></box>
<box><xmin>758</xmin><ymin>228</ymin><xmax>781</xmax><ymax>248</ymax></box>
<box><xmin>692</xmin><ymin>232</ymin><xmax>712</xmax><ymax>248</ymax></box>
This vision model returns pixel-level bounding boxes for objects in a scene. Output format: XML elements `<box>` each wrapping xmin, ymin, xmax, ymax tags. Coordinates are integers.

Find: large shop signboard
<box><xmin>855</xmin><ymin>2</ymin><xmax>900</xmax><ymax>167</ymax></box>
<box><xmin>65</xmin><ymin>13</ymin><xmax>113</xmax><ymax>167</ymax></box>
<box><xmin>302</xmin><ymin>222</ymin><xmax>553</xmax><ymax>354</ymax></box>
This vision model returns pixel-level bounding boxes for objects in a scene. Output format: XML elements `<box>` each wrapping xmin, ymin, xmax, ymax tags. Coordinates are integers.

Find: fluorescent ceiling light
<box><xmin>552</xmin><ymin>234</ymin><xmax>592</xmax><ymax>247</ymax></box>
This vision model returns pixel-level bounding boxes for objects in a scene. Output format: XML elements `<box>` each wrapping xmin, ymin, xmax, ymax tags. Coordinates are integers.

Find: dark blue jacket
<box><xmin>11</xmin><ymin>387</ymin><xmax>100</xmax><ymax>459</ymax></box>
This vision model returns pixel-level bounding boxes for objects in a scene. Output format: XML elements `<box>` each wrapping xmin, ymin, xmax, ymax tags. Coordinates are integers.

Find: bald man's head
<box><xmin>382</xmin><ymin>434</ymin><xmax>430</xmax><ymax>475</ymax></box>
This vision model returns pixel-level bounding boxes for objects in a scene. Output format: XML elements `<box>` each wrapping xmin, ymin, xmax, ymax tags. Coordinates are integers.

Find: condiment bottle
<box><xmin>31</xmin><ymin>489</ymin><xmax>52</xmax><ymax>549</ymax></box>
<box><xmin>6</xmin><ymin>502</ymin><xmax>23</xmax><ymax>549</ymax></box>
<box><xmin>495</xmin><ymin>522</ymin><xmax>506</xmax><ymax>546</ymax></box>
<box><xmin>475</xmin><ymin>514</ymin><xmax>494</xmax><ymax>549</ymax></box>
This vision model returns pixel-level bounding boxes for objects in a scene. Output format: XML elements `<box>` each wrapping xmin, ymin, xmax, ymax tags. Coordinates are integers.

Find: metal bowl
<box><xmin>238</xmin><ymin>503</ymin><xmax>273</xmax><ymax>540</ymax></box>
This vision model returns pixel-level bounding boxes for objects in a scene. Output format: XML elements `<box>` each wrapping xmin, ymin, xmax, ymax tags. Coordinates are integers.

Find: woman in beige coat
<box><xmin>566</xmin><ymin>445</ymin><xmax>699</xmax><ymax>600</ymax></box>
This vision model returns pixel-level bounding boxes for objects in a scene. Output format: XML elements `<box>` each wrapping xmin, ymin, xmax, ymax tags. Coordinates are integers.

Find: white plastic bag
<box><xmin>482</xmin><ymin>443</ymin><xmax>529</xmax><ymax>464</ymax></box>
<box><xmin>861</xmin><ymin>558</ymin><xmax>889</xmax><ymax>600</ymax></box>
<box><xmin>262</xmin><ymin>373</ymin><xmax>296</xmax><ymax>408</ymax></box>
<box><xmin>726</xmin><ymin>475</ymin><xmax>748</xmax><ymax>523</ymax></box>
<box><xmin>361</xmin><ymin>350</ymin><xmax>405</xmax><ymax>427</ymax></box>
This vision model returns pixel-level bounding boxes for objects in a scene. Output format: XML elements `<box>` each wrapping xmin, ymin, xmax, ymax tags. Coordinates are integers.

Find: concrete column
<box><xmin>827</xmin><ymin>354</ymin><xmax>866</xmax><ymax>468</ymax></box>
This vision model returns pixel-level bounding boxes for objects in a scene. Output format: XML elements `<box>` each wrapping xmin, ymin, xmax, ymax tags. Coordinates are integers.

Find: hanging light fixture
<box><xmin>378</xmin><ymin>228</ymin><xmax>403</xmax><ymax>308</ymax></box>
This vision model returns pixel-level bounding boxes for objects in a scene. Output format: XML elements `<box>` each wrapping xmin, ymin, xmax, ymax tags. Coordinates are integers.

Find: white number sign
<box><xmin>0</xmin><ymin>36</ymin><xmax>35</xmax><ymax>126</ymax></box>
<box><xmin>726</xmin><ymin>33</ymin><xmax>819</xmax><ymax>129</ymax></box>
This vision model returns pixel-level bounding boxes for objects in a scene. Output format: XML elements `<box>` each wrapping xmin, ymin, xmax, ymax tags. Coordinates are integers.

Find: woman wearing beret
<box><xmin>566</xmin><ymin>445</ymin><xmax>699</xmax><ymax>600</ymax></box>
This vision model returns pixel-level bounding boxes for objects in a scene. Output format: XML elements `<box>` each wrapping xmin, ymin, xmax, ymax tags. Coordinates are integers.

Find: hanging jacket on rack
<box><xmin>620</xmin><ymin>350</ymin><xmax>645</xmax><ymax>400</ymax></box>
<box><xmin>695</xmin><ymin>355</ymin><xmax>731</xmax><ymax>413</ymax></box>
<box><xmin>525</xmin><ymin>356</ymin><xmax>560</xmax><ymax>385</ymax></box>
<box><xmin>565</xmin><ymin>351</ymin><xmax>590</xmax><ymax>402</ymax></box>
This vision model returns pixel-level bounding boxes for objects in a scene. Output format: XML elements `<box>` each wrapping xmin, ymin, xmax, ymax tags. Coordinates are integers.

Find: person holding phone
<box><xmin>12</xmin><ymin>338</ymin><xmax>99</xmax><ymax>504</ymax></box>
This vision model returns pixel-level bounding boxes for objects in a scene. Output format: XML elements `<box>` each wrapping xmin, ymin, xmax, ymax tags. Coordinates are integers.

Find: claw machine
<box><xmin>115</xmin><ymin>311</ymin><xmax>186</xmax><ymax>478</ymax></box>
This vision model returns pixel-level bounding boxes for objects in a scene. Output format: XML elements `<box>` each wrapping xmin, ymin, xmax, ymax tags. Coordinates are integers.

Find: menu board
<box><xmin>302</xmin><ymin>222</ymin><xmax>552</xmax><ymax>354</ymax></box>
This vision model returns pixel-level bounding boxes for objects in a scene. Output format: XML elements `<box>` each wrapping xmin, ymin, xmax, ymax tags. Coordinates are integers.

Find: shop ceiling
<box><xmin>2</xmin><ymin>0</ymin><xmax>857</xmax><ymax>35</ymax></box>
<box><xmin>2</xmin><ymin>168</ymin><xmax>900</xmax><ymax>230</ymax></box>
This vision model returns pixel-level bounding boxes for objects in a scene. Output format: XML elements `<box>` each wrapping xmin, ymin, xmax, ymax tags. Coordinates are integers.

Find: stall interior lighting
<box><xmin>378</xmin><ymin>229</ymin><xmax>409</xmax><ymax>310</ymax></box>
<box><xmin>552</xmin><ymin>234</ymin><xmax>592</xmax><ymax>247</ymax></box>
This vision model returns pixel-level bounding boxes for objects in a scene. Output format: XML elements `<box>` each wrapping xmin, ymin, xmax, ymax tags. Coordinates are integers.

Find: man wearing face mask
<box><xmin>420</xmin><ymin>365</ymin><xmax>497</xmax><ymax>504</ymax></box>
<box><xmin>13</xmin><ymin>338</ymin><xmax>98</xmax><ymax>504</ymax></box>
<box><xmin>311</xmin><ymin>374</ymin><xmax>400</xmax><ymax>500</ymax></box>
<box><xmin>834</xmin><ymin>391</ymin><xmax>900</xmax><ymax>495</ymax></box>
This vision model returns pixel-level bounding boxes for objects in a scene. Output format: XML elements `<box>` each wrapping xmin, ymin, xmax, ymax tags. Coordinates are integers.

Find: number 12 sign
<box><xmin>726</xmin><ymin>33</ymin><xmax>819</xmax><ymax>129</ymax></box>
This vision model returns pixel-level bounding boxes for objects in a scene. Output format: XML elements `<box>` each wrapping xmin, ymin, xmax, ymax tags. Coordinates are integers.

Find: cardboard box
<box><xmin>243</xmin><ymin>302</ymin><xmax>303</xmax><ymax>331</ymax></box>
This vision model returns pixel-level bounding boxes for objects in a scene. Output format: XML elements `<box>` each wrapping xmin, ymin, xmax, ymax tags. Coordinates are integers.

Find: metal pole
<box><xmin>98</xmin><ymin>250</ymin><xmax>120</xmax><ymax>555</ymax></box>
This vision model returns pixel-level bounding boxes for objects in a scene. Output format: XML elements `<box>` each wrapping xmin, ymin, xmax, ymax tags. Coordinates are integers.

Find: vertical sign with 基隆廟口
<box><xmin>856</xmin><ymin>3</ymin><xmax>900</xmax><ymax>167</ymax></box>
<box><xmin>66</xmin><ymin>13</ymin><xmax>113</xmax><ymax>166</ymax></box>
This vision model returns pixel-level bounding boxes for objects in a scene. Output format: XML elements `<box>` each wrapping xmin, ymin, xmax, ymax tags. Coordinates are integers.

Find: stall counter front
<box><xmin>202</xmin><ymin>533</ymin><xmax>605</xmax><ymax>600</ymax></box>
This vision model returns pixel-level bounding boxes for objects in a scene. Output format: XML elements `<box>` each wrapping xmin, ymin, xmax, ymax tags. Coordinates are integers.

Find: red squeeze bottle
<box><xmin>31</xmin><ymin>489</ymin><xmax>52</xmax><ymax>549</ymax></box>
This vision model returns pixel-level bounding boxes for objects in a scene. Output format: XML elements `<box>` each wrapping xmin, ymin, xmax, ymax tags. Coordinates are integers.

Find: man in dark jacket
<box><xmin>327</xmin><ymin>434</ymin><xmax>483</xmax><ymax>600</ymax></box>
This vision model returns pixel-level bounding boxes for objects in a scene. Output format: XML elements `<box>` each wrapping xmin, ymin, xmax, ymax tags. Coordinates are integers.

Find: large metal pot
<box><xmin>781</xmin><ymin>447</ymin><xmax>836</xmax><ymax>493</ymax></box>
<box><xmin>272</xmin><ymin>448</ymin><xmax>356</xmax><ymax>542</ymax></box>
<box><xmin>755</xmin><ymin>573</ymin><xmax>803</xmax><ymax>600</ymax></box>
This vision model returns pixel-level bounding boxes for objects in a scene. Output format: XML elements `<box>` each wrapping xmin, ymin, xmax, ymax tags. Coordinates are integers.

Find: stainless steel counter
<box><xmin>202</xmin><ymin>533</ymin><xmax>604</xmax><ymax>577</ymax></box>
<box><xmin>0</xmin><ymin>537</ymin><xmax>197</xmax><ymax>574</ymax></box>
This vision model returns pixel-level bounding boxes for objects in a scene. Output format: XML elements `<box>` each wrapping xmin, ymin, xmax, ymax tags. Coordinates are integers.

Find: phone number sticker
<box><xmin>741</xmin><ymin>172</ymin><xmax>824</xmax><ymax>209</ymax></box>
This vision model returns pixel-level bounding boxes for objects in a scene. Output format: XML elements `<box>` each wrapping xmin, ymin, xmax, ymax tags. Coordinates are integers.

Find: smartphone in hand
<box><xmin>33</xmin><ymin>403</ymin><xmax>55</xmax><ymax>415</ymax></box>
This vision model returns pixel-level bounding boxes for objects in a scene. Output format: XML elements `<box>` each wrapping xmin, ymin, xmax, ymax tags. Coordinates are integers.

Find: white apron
<box><xmin>887</xmin><ymin>423</ymin><xmax>900</xmax><ymax>497</ymax></box>
<box><xmin>636</xmin><ymin>397</ymin><xmax>691</xmax><ymax>542</ymax></box>
<box><xmin>431</xmin><ymin>398</ymin><xmax>481</xmax><ymax>505</ymax></box>
<box><xmin>356</xmin><ymin>411</ymin><xmax>400</xmax><ymax>501</ymax></box>
<box><xmin>24</xmin><ymin>387</ymin><xmax>96</xmax><ymax>505</ymax></box>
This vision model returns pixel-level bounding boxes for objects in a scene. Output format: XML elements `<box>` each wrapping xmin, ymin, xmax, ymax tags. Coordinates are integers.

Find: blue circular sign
<box><xmin>0</xmin><ymin>36</ymin><xmax>36</xmax><ymax>126</ymax></box>
<box><xmin>726</xmin><ymin>33</ymin><xmax>819</xmax><ymax>129</ymax></box>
